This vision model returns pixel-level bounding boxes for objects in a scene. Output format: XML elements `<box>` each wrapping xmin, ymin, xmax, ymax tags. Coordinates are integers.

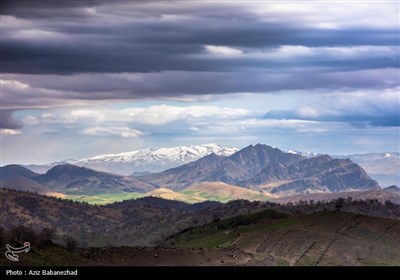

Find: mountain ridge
<box><xmin>17</xmin><ymin>144</ymin><xmax>399</xmax><ymax>187</ymax></box>
<box><xmin>138</xmin><ymin>144</ymin><xmax>379</xmax><ymax>195</ymax></box>
<box><xmin>1</xmin><ymin>144</ymin><xmax>381</xmax><ymax>198</ymax></box>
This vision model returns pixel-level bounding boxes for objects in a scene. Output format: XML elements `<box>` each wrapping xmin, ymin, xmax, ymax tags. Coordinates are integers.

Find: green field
<box><xmin>65</xmin><ymin>192</ymin><xmax>144</xmax><ymax>205</ymax></box>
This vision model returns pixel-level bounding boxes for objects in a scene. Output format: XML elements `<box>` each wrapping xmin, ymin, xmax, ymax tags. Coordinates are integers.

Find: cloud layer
<box><xmin>1</xmin><ymin>1</ymin><xmax>399</xmax><ymax>164</ymax></box>
<box><xmin>264</xmin><ymin>88</ymin><xmax>400</xmax><ymax>127</ymax></box>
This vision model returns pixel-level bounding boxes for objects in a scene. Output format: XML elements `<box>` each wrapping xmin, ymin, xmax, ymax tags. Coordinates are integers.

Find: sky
<box><xmin>1</xmin><ymin>0</ymin><xmax>399</xmax><ymax>165</ymax></box>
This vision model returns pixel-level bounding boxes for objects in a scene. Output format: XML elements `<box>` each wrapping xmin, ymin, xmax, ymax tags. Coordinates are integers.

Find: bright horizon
<box><xmin>1</xmin><ymin>1</ymin><xmax>399</xmax><ymax>165</ymax></box>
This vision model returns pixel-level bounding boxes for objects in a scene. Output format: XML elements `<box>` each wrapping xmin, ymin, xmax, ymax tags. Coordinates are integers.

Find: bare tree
<box><xmin>63</xmin><ymin>235</ymin><xmax>78</xmax><ymax>252</ymax></box>
<box><xmin>37</xmin><ymin>228</ymin><xmax>55</xmax><ymax>249</ymax></box>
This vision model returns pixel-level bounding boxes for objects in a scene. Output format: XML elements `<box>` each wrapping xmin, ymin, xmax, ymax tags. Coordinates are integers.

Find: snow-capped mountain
<box><xmin>23</xmin><ymin>144</ymin><xmax>238</xmax><ymax>175</ymax></box>
<box><xmin>21</xmin><ymin>145</ymin><xmax>399</xmax><ymax>187</ymax></box>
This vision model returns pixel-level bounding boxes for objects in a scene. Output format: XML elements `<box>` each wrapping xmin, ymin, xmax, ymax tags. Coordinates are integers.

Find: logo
<box><xmin>5</xmin><ymin>242</ymin><xmax>30</xmax><ymax>262</ymax></box>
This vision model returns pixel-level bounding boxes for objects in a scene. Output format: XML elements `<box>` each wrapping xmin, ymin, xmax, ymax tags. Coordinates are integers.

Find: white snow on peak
<box><xmin>79</xmin><ymin>143</ymin><xmax>237</xmax><ymax>163</ymax></box>
<box><xmin>285</xmin><ymin>149</ymin><xmax>319</xmax><ymax>158</ymax></box>
<box><xmin>286</xmin><ymin>149</ymin><xmax>298</xmax><ymax>155</ymax></box>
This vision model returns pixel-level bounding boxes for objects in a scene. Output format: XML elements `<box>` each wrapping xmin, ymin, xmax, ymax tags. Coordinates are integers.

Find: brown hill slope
<box><xmin>1</xmin><ymin>188</ymin><xmax>400</xmax><ymax>266</ymax></box>
<box><xmin>181</xmin><ymin>182</ymin><xmax>274</xmax><ymax>202</ymax></box>
<box><xmin>171</xmin><ymin>210</ymin><xmax>400</xmax><ymax>266</ymax></box>
<box><xmin>0</xmin><ymin>188</ymin><xmax>196</xmax><ymax>247</ymax></box>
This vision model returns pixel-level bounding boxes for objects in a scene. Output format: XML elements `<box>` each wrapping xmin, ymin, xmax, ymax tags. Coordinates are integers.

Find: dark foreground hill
<box><xmin>1</xmin><ymin>188</ymin><xmax>399</xmax><ymax>249</ymax></box>
<box><xmin>0</xmin><ymin>243</ymin><xmax>256</xmax><ymax>266</ymax></box>
<box><xmin>1</xmin><ymin>209</ymin><xmax>399</xmax><ymax>266</ymax></box>
<box><xmin>0</xmin><ymin>188</ymin><xmax>267</xmax><ymax>247</ymax></box>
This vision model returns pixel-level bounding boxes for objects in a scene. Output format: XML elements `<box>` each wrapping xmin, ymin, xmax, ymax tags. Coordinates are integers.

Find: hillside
<box><xmin>0</xmin><ymin>188</ymin><xmax>194</xmax><ymax>247</ymax></box>
<box><xmin>1</xmin><ymin>189</ymin><xmax>400</xmax><ymax>266</ymax></box>
<box><xmin>146</xmin><ymin>188</ymin><xmax>201</xmax><ymax>203</ymax></box>
<box><xmin>170</xmin><ymin>210</ymin><xmax>400</xmax><ymax>266</ymax></box>
<box><xmin>138</xmin><ymin>144</ymin><xmax>379</xmax><ymax>195</ymax></box>
<box><xmin>181</xmin><ymin>182</ymin><xmax>274</xmax><ymax>203</ymax></box>
<box><xmin>336</xmin><ymin>153</ymin><xmax>400</xmax><ymax>187</ymax></box>
<box><xmin>145</xmin><ymin>183</ymin><xmax>272</xmax><ymax>204</ymax></box>
<box><xmin>0</xmin><ymin>165</ymin><xmax>40</xmax><ymax>181</ymax></box>
<box><xmin>37</xmin><ymin>164</ymin><xmax>156</xmax><ymax>193</ymax></box>
<box><xmin>0</xmin><ymin>244</ymin><xmax>255</xmax><ymax>266</ymax></box>
<box><xmin>1</xmin><ymin>164</ymin><xmax>156</xmax><ymax>195</ymax></box>
<box><xmin>0</xmin><ymin>177</ymin><xmax>50</xmax><ymax>194</ymax></box>
<box><xmin>0</xmin><ymin>189</ymin><xmax>267</xmax><ymax>247</ymax></box>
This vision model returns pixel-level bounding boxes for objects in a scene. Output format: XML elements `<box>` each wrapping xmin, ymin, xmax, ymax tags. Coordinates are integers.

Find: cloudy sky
<box><xmin>1</xmin><ymin>0</ymin><xmax>399</xmax><ymax>165</ymax></box>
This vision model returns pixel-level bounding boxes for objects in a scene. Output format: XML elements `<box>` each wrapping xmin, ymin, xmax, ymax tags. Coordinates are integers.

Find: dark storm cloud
<box><xmin>1</xmin><ymin>1</ymin><xmax>399</xmax><ymax>110</ymax></box>
<box><xmin>3</xmin><ymin>69</ymin><xmax>398</xmax><ymax>110</ymax></box>
<box><xmin>0</xmin><ymin>110</ymin><xmax>23</xmax><ymax>129</ymax></box>
<box><xmin>2</xmin><ymin>31</ymin><xmax>398</xmax><ymax>74</ymax></box>
<box><xmin>1</xmin><ymin>1</ymin><xmax>399</xmax><ymax>74</ymax></box>
<box><xmin>0</xmin><ymin>0</ymin><xmax>101</xmax><ymax>18</ymax></box>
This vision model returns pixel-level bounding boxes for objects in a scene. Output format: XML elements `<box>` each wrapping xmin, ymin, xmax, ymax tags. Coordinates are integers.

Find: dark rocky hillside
<box><xmin>1</xmin><ymin>164</ymin><xmax>155</xmax><ymax>194</ymax></box>
<box><xmin>139</xmin><ymin>144</ymin><xmax>379</xmax><ymax>195</ymax></box>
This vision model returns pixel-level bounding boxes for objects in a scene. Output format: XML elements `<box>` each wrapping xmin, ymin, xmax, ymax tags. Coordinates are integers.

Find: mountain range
<box><xmin>138</xmin><ymin>144</ymin><xmax>379</xmax><ymax>196</ymax></box>
<box><xmin>0</xmin><ymin>143</ymin><xmax>387</xmax><ymax>199</ymax></box>
<box><xmin>19</xmin><ymin>144</ymin><xmax>399</xmax><ymax>187</ymax></box>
